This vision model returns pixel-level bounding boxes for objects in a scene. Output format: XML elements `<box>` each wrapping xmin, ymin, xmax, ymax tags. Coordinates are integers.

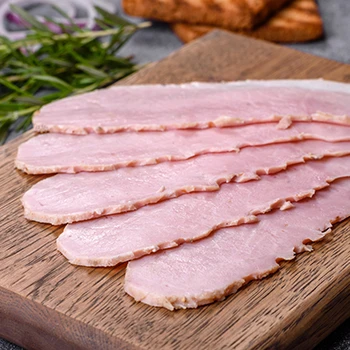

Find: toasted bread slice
<box><xmin>172</xmin><ymin>0</ymin><xmax>323</xmax><ymax>43</ymax></box>
<box><xmin>123</xmin><ymin>0</ymin><xmax>292</xmax><ymax>30</ymax></box>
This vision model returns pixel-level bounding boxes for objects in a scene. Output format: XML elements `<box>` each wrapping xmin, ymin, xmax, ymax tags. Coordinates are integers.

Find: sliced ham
<box><xmin>125</xmin><ymin>179</ymin><xmax>350</xmax><ymax>310</ymax></box>
<box><xmin>23</xmin><ymin>141</ymin><xmax>350</xmax><ymax>225</ymax></box>
<box><xmin>16</xmin><ymin>122</ymin><xmax>350</xmax><ymax>174</ymax></box>
<box><xmin>57</xmin><ymin>156</ymin><xmax>350</xmax><ymax>267</ymax></box>
<box><xmin>33</xmin><ymin>80</ymin><xmax>350</xmax><ymax>134</ymax></box>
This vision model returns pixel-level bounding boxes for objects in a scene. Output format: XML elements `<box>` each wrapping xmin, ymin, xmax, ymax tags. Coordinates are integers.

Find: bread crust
<box><xmin>123</xmin><ymin>0</ymin><xmax>292</xmax><ymax>30</ymax></box>
<box><xmin>172</xmin><ymin>0</ymin><xmax>324</xmax><ymax>43</ymax></box>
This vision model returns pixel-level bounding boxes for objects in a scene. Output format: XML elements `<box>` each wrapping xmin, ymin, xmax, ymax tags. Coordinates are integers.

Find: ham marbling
<box><xmin>23</xmin><ymin>141</ymin><xmax>350</xmax><ymax>225</ymax></box>
<box><xmin>125</xmin><ymin>179</ymin><xmax>350</xmax><ymax>310</ymax></box>
<box><xmin>33</xmin><ymin>80</ymin><xmax>350</xmax><ymax>134</ymax></box>
<box><xmin>57</xmin><ymin>156</ymin><xmax>350</xmax><ymax>267</ymax></box>
<box><xmin>16</xmin><ymin>122</ymin><xmax>350</xmax><ymax>174</ymax></box>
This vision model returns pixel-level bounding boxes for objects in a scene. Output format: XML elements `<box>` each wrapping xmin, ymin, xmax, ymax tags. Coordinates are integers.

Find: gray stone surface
<box><xmin>1</xmin><ymin>0</ymin><xmax>350</xmax><ymax>349</ymax></box>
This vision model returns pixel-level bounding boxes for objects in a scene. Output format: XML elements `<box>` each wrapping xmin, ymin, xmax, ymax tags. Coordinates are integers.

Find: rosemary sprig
<box><xmin>0</xmin><ymin>5</ymin><xmax>150</xmax><ymax>143</ymax></box>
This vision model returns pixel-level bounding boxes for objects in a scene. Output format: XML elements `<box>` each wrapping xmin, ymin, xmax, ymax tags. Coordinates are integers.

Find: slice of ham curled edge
<box><xmin>125</xmin><ymin>179</ymin><xmax>350</xmax><ymax>310</ymax></box>
<box><xmin>15</xmin><ymin>122</ymin><xmax>350</xmax><ymax>174</ymax></box>
<box><xmin>57</xmin><ymin>156</ymin><xmax>350</xmax><ymax>267</ymax></box>
<box><xmin>33</xmin><ymin>80</ymin><xmax>350</xmax><ymax>134</ymax></box>
<box><xmin>23</xmin><ymin>140</ymin><xmax>350</xmax><ymax>225</ymax></box>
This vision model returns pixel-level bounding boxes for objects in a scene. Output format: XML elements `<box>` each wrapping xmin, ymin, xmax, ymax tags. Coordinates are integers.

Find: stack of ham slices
<box><xmin>16</xmin><ymin>79</ymin><xmax>350</xmax><ymax>310</ymax></box>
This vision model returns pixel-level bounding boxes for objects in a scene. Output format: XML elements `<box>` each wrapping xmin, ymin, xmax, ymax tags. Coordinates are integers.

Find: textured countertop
<box><xmin>1</xmin><ymin>0</ymin><xmax>350</xmax><ymax>349</ymax></box>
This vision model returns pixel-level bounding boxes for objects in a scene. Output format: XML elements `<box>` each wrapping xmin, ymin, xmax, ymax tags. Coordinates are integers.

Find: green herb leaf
<box><xmin>51</xmin><ymin>5</ymin><xmax>83</xmax><ymax>32</ymax></box>
<box><xmin>0</xmin><ymin>77</ymin><xmax>31</xmax><ymax>95</ymax></box>
<box><xmin>76</xmin><ymin>64</ymin><xmax>110</xmax><ymax>79</ymax></box>
<box><xmin>95</xmin><ymin>6</ymin><xmax>132</xmax><ymax>27</ymax></box>
<box><xmin>0</xmin><ymin>5</ymin><xmax>149</xmax><ymax>144</ymax></box>
<box><xmin>10</xmin><ymin>5</ymin><xmax>52</xmax><ymax>32</ymax></box>
<box><xmin>31</xmin><ymin>75</ymin><xmax>74</xmax><ymax>92</ymax></box>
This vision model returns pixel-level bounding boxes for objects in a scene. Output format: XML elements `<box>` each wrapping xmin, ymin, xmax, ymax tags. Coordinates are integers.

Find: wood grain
<box><xmin>172</xmin><ymin>0</ymin><xmax>324</xmax><ymax>43</ymax></box>
<box><xmin>1</xmin><ymin>31</ymin><xmax>350</xmax><ymax>350</ymax></box>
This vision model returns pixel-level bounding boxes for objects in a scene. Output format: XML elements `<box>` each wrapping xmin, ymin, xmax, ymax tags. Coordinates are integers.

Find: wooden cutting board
<box><xmin>1</xmin><ymin>31</ymin><xmax>350</xmax><ymax>350</ymax></box>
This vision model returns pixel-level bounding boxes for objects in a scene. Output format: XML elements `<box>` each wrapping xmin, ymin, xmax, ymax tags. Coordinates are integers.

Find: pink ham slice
<box><xmin>57</xmin><ymin>156</ymin><xmax>350</xmax><ymax>267</ymax></box>
<box><xmin>125</xmin><ymin>179</ymin><xmax>350</xmax><ymax>310</ymax></box>
<box><xmin>33</xmin><ymin>80</ymin><xmax>350</xmax><ymax>134</ymax></box>
<box><xmin>23</xmin><ymin>140</ymin><xmax>350</xmax><ymax>225</ymax></box>
<box><xmin>16</xmin><ymin>122</ymin><xmax>350</xmax><ymax>174</ymax></box>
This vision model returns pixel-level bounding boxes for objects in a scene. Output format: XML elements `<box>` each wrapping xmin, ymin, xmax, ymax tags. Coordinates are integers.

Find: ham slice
<box><xmin>33</xmin><ymin>80</ymin><xmax>350</xmax><ymax>134</ymax></box>
<box><xmin>57</xmin><ymin>156</ymin><xmax>350</xmax><ymax>267</ymax></box>
<box><xmin>16</xmin><ymin>122</ymin><xmax>350</xmax><ymax>174</ymax></box>
<box><xmin>23</xmin><ymin>140</ymin><xmax>350</xmax><ymax>225</ymax></box>
<box><xmin>125</xmin><ymin>179</ymin><xmax>350</xmax><ymax>310</ymax></box>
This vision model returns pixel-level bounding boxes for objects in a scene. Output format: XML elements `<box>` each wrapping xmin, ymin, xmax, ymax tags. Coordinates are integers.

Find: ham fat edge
<box><xmin>23</xmin><ymin>140</ymin><xmax>350</xmax><ymax>225</ymax></box>
<box><xmin>16</xmin><ymin>122</ymin><xmax>350</xmax><ymax>174</ymax></box>
<box><xmin>125</xmin><ymin>179</ymin><xmax>350</xmax><ymax>310</ymax></box>
<box><xmin>33</xmin><ymin>80</ymin><xmax>350</xmax><ymax>134</ymax></box>
<box><xmin>57</xmin><ymin>156</ymin><xmax>350</xmax><ymax>268</ymax></box>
